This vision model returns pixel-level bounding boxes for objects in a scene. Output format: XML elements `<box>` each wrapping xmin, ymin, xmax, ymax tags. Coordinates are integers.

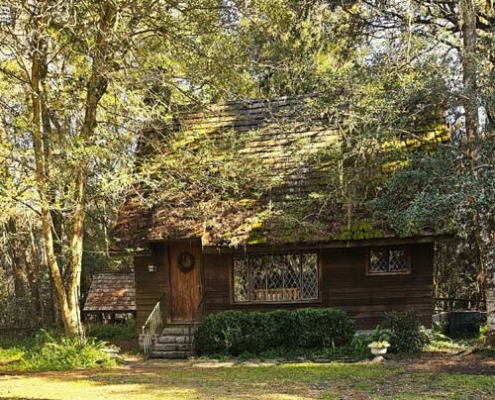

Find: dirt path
<box><xmin>389</xmin><ymin>350</ymin><xmax>495</xmax><ymax>375</ymax></box>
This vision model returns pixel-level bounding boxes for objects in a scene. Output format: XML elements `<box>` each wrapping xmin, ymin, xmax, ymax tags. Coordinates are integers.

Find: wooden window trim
<box><xmin>230</xmin><ymin>251</ymin><xmax>322</xmax><ymax>305</ymax></box>
<box><xmin>366</xmin><ymin>246</ymin><xmax>411</xmax><ymax>276</ymax></box>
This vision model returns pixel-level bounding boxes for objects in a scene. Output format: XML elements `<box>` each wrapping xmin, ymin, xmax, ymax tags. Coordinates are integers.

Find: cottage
<box><xmin>114</xmin><ymin>94</ymin><xmax>449</xmax><ymax>357</ymax></box>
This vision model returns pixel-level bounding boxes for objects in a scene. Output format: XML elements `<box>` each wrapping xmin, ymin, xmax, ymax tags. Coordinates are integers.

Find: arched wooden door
<box><xmin>169</xmin><ymin>241</ymin><xmax>202</xmax><ymax>323</ymax></box>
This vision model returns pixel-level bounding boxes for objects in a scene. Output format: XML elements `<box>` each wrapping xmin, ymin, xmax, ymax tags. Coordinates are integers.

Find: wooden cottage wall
<box><xmin>202</xmin><ymin>243</ymin><xmax>434</xmax><ymax>329</ymax></box>
<box><xmin>134</xmin><ymin>246</ymin><xmax>169</xmax><ymax>328</ymax></box>
<box><xmin>322</xmin><ymin>243</ymin><xmax>434</xmax><ymax>328</ymax></box>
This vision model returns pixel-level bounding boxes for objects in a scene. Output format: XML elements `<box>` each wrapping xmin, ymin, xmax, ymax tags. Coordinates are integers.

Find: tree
<box><xmin>0</xmin><ymin>0</ymin><xmax>245</xmax><ymax>336</ymax></box>
<box><xmin>340</xmin><ymin>0</ymin><xmax>495</xmax><ymax>344</ymax></box>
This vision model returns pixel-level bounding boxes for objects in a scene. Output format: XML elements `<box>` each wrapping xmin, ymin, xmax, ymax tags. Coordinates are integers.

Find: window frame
<box><xmin>230</xmin><ymin>251</ymin><xmax>321</xmax><ymax>304</ymax></box>
<box><xmin>366</xmin><ymin>246</ymin><xmax>411</xmax><ymax>276</ymax></box>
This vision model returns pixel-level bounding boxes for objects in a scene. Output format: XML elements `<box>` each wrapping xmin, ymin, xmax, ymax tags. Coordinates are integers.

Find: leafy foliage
<box><xmin>194</xmin><ymin>308</ymin><xmax>355</xmax><ymax>356</ymax></box>
<box><xmin>0</xmin><ymin>295</ymin><xmax>34</xmax><ymax>327</ymax></box>
<box><xmin>14</xmin><ymin>330</ymin><xmax>116</xmax><ymax>371</ymax></box>
<box><xmin>435</xmin><ymin>240</ymin><xmax>485</xmax><ymax>306</ymax></box>
<box><xmin>383</xmin><ymin>310</ymin><xmax>429</xmax><ymax>354</ymax></box>
<box><xmin>86</xmin><ymin>323</ymin><xmax>137</xmax><ymax>341</ymax></box>
<box><xmin>372</xmin><ymin>150</ymin><xmax>459</xmax><ymax>236</ymax></box>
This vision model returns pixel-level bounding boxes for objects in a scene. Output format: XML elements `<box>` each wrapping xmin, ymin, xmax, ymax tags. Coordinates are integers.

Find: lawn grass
<box><xmin>0</xmin><ymin>359</ymin><xmax>494</xmax><ymax>400</ymax></box>
<box><xmin>0</xmin><ymin>347</ymin><xmax>24</xmax><ymax>365</ymax></box>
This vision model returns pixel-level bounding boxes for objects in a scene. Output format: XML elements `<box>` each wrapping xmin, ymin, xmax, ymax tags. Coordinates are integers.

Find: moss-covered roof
<box><xmin>113</xmin><ymin>94</ymin><xmax>449</xmax><ymax>251</ymax></box>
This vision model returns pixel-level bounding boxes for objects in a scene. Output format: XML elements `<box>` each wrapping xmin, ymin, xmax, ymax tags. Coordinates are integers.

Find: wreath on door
<box><xmin>178</xmin><ymin>252</ymin><xmax>195</xmax><ymax>273</ymax></box>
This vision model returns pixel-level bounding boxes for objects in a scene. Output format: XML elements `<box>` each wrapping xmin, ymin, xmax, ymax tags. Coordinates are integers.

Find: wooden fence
<box><xmin>434</xmin><ymin>297</ymin><xmax>486</xmax><ymax>313</ymax></box>
<box><xmin>0</xmin><ymin>327</ymin><xmax>38</xmax><ymax>343</ymax></box>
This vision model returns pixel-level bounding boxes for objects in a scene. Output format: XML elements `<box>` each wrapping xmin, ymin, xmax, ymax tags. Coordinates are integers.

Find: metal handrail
<box><xmin>142</xmin><ymin>294</ymin><xmax>165</xmax><ymax>355</ymax></box>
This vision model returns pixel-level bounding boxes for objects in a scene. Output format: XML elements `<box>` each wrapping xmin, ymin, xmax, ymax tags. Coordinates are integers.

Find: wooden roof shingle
<box><xmin>83</xmin><ymin>273</ymin><xmax>136</xmax><ymax>312</ymax></box>
<box><xmin>113</xmin><ymin>94</ymin><xmax>450</xmax><ymax>251</ymax></box>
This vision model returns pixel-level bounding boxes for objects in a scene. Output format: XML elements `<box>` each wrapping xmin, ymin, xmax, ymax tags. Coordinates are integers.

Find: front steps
<box><xmin>149</xmin><ymin>324</ymin><xmax>197</xmax><ymax>359</ymax></box>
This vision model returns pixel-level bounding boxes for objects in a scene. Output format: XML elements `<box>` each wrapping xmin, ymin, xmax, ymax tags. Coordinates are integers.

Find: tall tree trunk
<box><xmin>27</xmin><ymin>226</ymin><xmax>44</xmax><ymax>325</ymax></box>
<box><xmin>461</xmin><ymin>0</ymin><xmax>479</xmax><ymax>148</ymax></box>
<box><xmin>25</xmin><ymin>1</ymin><xmax>117</xmax><ymax>337</ymax></box>
<box><xmin>8</xmin><ymin>219</ymin><xmax>27</xmax><ymax>298</ymax></box>
<box><xmin>30</xmin><ymin>12</ymin><xmax>82</xmax><ymax>337</ymax></box>
<box><xmin>460</xmin><ymin>0</ymin><xmax>495</xmax><ymax>346</ymax></box>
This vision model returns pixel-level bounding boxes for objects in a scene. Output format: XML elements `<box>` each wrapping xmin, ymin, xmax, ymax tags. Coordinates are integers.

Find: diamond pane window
<box><xmin>301</xmin><ymin>253</ymin><xmax>318</xmax><ymax>299</ymax></box>
<box><xmin>369</xmin><ymin>249</ymin><xmax>388</xmax><ymax>273</ymax></box>
<box><xmin>368</xmin><ymin>247</ymin><xmax>410</xmax><ymax>275</ymax></box>
<box><xmin>233</xmin><ymin>252</ymin><xmax>319</xmax><ymax>302</ymax></box>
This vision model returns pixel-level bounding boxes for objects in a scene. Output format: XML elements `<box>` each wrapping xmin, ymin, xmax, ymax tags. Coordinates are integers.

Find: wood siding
<box><xmin>202</xmin><ymin>243</ymin><xmax>434</xmax><ymax>329</ymax></box>
<box><xmin>134</xmin><ymin>246</ymin><xmax>168</xmax><ymax>328</ymax></box>
<box><xmin>135</xmin><ymin>242</ymin><xmax>434</xmax><ymax>330</ymax></box>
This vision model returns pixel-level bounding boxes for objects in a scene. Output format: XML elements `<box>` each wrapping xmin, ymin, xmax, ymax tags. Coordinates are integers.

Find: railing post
<box><xmin>141</xmin><ymin>295</ymin><xmax>165</xmax><ymax>356</ymax></box>
<box><xmin>188</xmin><ymin>291</ymin><xmax>206</xmax><ymax>356</ymax></box>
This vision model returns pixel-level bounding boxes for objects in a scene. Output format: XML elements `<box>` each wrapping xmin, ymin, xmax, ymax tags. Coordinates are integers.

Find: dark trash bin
<box><xmin>447</xmin><ymin>311</ymin><xmax>481</xmax><ymax>338</ymax></box>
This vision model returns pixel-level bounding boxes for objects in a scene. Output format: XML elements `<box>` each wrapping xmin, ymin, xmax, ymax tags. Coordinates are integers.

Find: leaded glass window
<box><xmin>233</xmin><ymin>252</ymin><xmax>319</xmax><ymax>302</ymax></box>
<box><xmin>368</xmin><ymin>247</ymin><xmax>410</xmax><ymax>275</ymax></box>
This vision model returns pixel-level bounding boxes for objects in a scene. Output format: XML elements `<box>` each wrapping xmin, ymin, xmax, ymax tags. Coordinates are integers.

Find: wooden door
<box><xmin>169</xmin><ymin>241</ymin><xmax>202</xmax><ymax>322</ymax></box>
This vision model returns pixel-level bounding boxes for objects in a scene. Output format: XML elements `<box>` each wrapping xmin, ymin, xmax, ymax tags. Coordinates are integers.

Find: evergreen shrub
<box><xmin>194</xmin><ymin>308</ymin><xmax>355</xmax><ymax>356</ymax></box>
<box><xmin>383</xmin><ymin>310</ymin><xmax>429</xmax><ymax>353</ymax></box>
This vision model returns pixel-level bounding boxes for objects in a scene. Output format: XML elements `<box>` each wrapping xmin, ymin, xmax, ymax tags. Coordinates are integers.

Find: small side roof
<box><xmin>83</xmin><ymin>273</ymin><xmax>136</xmax><ymax>312</ymax></box>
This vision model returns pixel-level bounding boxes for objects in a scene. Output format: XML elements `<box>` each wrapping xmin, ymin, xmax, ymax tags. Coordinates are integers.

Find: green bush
<box><xmin>193</xmin><ymin>311</ymin><xmax>243</xmax><ymax>355</ymax></box>
<box><xmin>292</xmin><ymin>308</ymin><xmax>355</xmax><ymax>348</ymax></box>
<box><xmin>383</xmin><ymin>310</ymin><xmax>429</xmax><ymax>354</ymax></box>
<box><xmin>194</xmin><ymin>308</ymin><xmax>355</xmax><ymax>356</ymax></box>
<box><xmin>4</xmin><ymin>330</ymin><xmax>117</xmax><ymax>371</ymax></box>
<box><xmin>86</xmin><ymin>323</ymin><xmax>138</xmax><ymax>341</ymax></box>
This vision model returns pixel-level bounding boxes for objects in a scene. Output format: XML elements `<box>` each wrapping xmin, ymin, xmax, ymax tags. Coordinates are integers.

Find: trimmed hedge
<box><xmin>383</xmin><ymin>310</ymin><xmax>429</xmax><ymax>354</ymax></box>
<box><xmin>194</xmin><ymin>308</ymin><xmax>355</xmax><ymax>356</ymax></box>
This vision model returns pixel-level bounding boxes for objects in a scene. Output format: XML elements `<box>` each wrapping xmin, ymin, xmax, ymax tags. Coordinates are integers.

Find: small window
<box><xmin>367</xmin><ymin>247</ymin><xmax>410</xmax><ymax>275</ymax></box>
<box><xmin>233</xmin><ymin>252</ymin><xmax>319</xmax><ymax>303</ymax></box>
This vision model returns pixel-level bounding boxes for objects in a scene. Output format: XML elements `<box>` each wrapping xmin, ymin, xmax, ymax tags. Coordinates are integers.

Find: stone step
<box><xmin>157</xmin><ymin>335</ymin><xmax>192</xmax><ymax>344</ymax></box>
<box><xmin>147</xmin><ymin>324</ymin><xmax>199</xmax><ymax>359</ymax></box>
<box><xmin>153</xmin><ymin>342</ymin><xmax>191</xmax><ymax>352</ymax></box>
<box><xmin>161</xmin><ymin>326</ymin><xmax>196</xmax><ymax>336</ymax></box>
<box><xmin>149</xmin><ymin>350</ymin><xmax>190</xmax><ymax>359</ymax></box>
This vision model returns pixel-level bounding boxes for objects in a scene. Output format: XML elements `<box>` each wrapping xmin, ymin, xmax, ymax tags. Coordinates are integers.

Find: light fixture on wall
<box><xmin>147</xmin><ymin>264</ymin><xmax>158</xmax><ymax>273</ymax></box>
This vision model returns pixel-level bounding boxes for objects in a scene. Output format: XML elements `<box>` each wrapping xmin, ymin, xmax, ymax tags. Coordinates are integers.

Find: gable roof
<box><xmin>83</xmin><ymin>273</ymin><xmax>136</xmax><ymax>312</ymax></box>
<box><xmin>113</xmin><ymin>94</ymin><xmax>449</xmax><ymax>251</ymax></box>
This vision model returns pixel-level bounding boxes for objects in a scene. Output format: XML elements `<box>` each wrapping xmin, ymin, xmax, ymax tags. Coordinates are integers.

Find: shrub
<box><xmin>0</xmin><ymin>346</ymin><xmax>24</xmax><ymax>364</ymax></box>
<box><xmin>194</xmin><ymin>310</ymin><xmax>244</xmax><ymax>355</ymax></box>
<box><xmin>383</xmin><ymin>310</ymin><xmax>429</xmax><ymax>354</ymax></box>
<box><xmin>87</xmin><ymin>323</ymin><xmax>138</xmax><ymax>341</ymax></box>
<box><xmin>194</xmin><ymin>308</ymin><xmax>355</xmax><ymax>356</ymax></box>
<box><xmin>9</xmin><ymin>330</ymin><xmax>117</xmax><ymax>371</ymax></box>
<box><xmin>292</xmin><ymin>308</ymin><xmax>355</xmax><ymax>348</ymax></box>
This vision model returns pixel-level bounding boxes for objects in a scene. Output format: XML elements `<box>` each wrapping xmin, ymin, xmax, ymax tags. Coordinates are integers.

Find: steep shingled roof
<box><xmin>83</xmin><ymin>273</ymin><xmax>136</xmax><ymax>312</ymax></box>
<box><xmin>113</xmin><ymin>94</ymin><xmax>449</xmax><ymax>251</ymax></box>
